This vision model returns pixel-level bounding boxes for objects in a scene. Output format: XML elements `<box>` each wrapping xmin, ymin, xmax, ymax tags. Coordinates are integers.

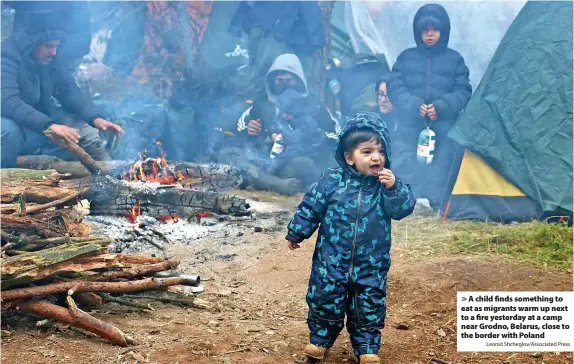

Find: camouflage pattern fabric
<box><xmin>287</xmin><ymin>112</ymin><xmax>416</xmax><ymax>357</ymax></box>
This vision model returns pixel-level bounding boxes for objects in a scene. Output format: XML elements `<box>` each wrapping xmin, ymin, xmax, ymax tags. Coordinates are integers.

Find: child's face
<box><xmin>422</xmin><ymin>25</ymin><xmax>441</xmax><ymax>46</ymax></box>
<box><xmin>344</xmin><ymin>138</ymin><xmax>386</xmax><ymax>176</ymax></box>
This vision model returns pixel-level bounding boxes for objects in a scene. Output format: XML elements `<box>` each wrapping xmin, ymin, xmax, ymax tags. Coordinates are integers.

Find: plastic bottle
<box><xmin>269</xmin><ymin>134</ymin><xmax>284</xmax><ymax>159</ymax></box>
<box><xmin>417</xmin><ymin>128</ymin><xmax>436</xmax><ymax>164</ymax></box>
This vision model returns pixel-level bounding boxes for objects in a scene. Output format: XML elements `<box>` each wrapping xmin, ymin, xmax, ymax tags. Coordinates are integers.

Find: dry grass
<box><xmin>233</xmin><ymin>188</ymin><xmax>303</xmax><ymax>205</ymax></box>
<box><xmin>393</xmin><ymin>217</ymin><xmax>573</xmax><ymax>270</ymax></box>
<box><xmin>233</xmin><ymin>189</ymin><xmax>573</xmax><ymax>271</ymax></box>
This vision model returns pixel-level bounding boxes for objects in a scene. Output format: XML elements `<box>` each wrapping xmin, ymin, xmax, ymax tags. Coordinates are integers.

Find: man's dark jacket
<box><xmin>229</xmin><ymin>1</ymin><xmax>325</xmax><ymax>54</ymax></box>
<box><xmin>387</xmin><ymin>3</ymin><xmax>472</xmax><ymax>135</ymax></box>
<box><xmin>1</xmin><ymin>29</ymin><xmax>104</xmax><ymax>134</ymax></box>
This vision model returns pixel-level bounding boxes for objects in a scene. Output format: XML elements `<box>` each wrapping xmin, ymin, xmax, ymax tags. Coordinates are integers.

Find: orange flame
<box><xmin>129</xmin><ymin>200</ymin><xmax>142</xmax><ymax>223</ymax></box>
<box><xmin>158</xmin><ymin>215</ymin><xmax>181</xmax><ymax>222</ymax></box>
<box><xmin>122</xmin><ymin>140</ymin><xmax>184</xmax><ymax>185</ymax></box>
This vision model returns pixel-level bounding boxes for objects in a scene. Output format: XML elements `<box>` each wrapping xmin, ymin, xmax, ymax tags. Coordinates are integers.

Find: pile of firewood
<box><xmin>0</xmin><ymin>169</ymin><xmax>202</xmax><ymax>346</ymax></box>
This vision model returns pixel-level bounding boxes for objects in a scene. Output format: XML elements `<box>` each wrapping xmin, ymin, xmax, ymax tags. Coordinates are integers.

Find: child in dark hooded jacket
<box><xmin>286</xmin><ymin>112</ymin><xmax>416</xmax><ymax>364</ymax></box>
<box><xmin>387</xmin><ymin>3</ymin><xmax>472</xmax><ymax>209</ymax></box>
<box><xmin>268</xmin><ymin>88</ymin><xmax>326</xmax><ymax>178</ymax></box>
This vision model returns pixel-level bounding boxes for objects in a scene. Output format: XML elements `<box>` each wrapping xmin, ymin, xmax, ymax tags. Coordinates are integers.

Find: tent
<box><xmin>443</xmin><ymin>1</ymin><xmax>573</xmax><ymax>223</ymax></box>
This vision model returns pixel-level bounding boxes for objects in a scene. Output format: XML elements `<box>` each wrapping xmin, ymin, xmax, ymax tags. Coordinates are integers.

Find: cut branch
<box><xmin>43</xmin><ymin>129</ymin><xmax>107</xmax><ymax>175</ymax></box>
<box><xmin>1</xmin><ymin>242</ymin><xmax>104</xmax><ymax>278</ymax></box>
<box><xmin>74</xmin><ymin>292</ymin><xmax>103</xmax><ymax>307</ymax></box>
<box><xmin>85</xmin><ymin>260</ymin><xmax>179</xmax><ymax>282</ymax></box>
<box><xmin>1</xmin><ymin>252</ymin><xmax>164</xmax><ymax>290</ymax></box>
<box><xmin>16</xmin><ymin>300</ymin><xmax>131</xmax><ymax>346</ymax></box>
<box><xmin>99</xmin><ymin>293</ymin><xmax>154</xmax><ymax>311</ymax></box>
<box><xmin>1</xmin><ymin>185</ymin><xmax>78</xmax><ymax>205</ymax></box>
<box><xmin>1</xmin><ymin>277</ymin><xmax>186</xmax><ymax>301</ymax></box>
<box><xmin>24</xmin><ymin>188</ymin><xmax>88</xmax><ymax>216</ymax></box>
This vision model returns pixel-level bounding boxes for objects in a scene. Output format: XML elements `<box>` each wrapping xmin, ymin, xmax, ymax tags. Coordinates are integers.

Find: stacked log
<box><xmin>0</xmin><ymin>169</ymin><xmax>204</xmax><ymax>346</ymax></box>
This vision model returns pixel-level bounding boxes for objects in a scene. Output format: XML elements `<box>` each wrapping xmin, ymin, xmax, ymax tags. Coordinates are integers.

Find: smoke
<box><xmin>345</xmin><ymin>1</ymin><xmax>526</xmax><ymax>88</ymax></box>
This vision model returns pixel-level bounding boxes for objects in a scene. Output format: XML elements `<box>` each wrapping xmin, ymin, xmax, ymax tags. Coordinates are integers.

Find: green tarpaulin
<box><xmin>449</xmin><ymin>1</ymin><xmax>573</xmax><ymax>214</ymax></box>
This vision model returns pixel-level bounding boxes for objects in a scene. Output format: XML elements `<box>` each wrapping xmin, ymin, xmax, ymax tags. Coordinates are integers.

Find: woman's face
<box><xmin>377</xmin><ymin>82</ymin><xmax>394</xmax><ymax>114</ymax></box>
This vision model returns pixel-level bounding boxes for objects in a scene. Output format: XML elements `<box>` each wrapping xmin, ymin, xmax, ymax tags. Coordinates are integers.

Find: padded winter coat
<box><xmin>387</xmin><ymin>4</ymin><xmax>472</xmax><ymax>135</ymax></box>
<box><xmin>1</xmin><ymin>29</ymin><xmax>104</xmax><ymax>133</ymax></box>
<box><xmin>286</xmin><ymin>112</ymin><xmax>416</xmax><ymax>327</ymax></box>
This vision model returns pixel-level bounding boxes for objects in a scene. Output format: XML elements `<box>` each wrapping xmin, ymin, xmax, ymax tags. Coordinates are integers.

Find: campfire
<box><xmin>0</xmin><ymin>140</ymin><xmax>252</xmax><ymax>346</ymax></box>
<box><xmin>123</xmin><ymin>141</ymin><xmax>185</xmax><ymax>185</ymax></box>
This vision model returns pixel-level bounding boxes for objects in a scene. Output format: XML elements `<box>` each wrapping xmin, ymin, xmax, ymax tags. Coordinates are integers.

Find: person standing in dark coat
<box><xmin>387</xmin><ymin>3</ymin><xmax>472</xmax><ymax>209</ymax></box>
<box><xmin>0</xmin><ymin>15</ymin><xmax>124</xmax><ymax>168</ymax></box>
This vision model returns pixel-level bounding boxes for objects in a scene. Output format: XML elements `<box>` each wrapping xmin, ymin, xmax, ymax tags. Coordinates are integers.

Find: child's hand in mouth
<box><xmin>378</xmin><ymin>168</ymin><xmax>396</xmax><ymax>189</ymax></box>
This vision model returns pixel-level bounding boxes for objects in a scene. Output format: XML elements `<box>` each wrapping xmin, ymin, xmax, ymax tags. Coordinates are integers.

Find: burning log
<box><xmin>87</xmin><ymin>176</ymin><xmax>250</xmax><ymax>218</ymax></box>
<box><xmin>15</xmin><ymin>159</ymin><xmax>242</xmax><ymax>191</ymax></box>
<box><xmin>16</xmin><ymin>300</ymin><xmax>132</xmax><ymax>346</ymax></box>
<box><xmin>1</xmin><ymin>277</ymin><xmax>188</xmax><ymax>301</ymax></box>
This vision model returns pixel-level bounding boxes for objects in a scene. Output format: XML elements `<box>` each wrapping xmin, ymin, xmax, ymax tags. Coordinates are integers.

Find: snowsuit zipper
<box><xmin>426</xmin><ymin>55</ymin><xmax>431</xmax><ymax>102</ymax></box>
<box><xmin>349</xmin><ymin>184</ymin><xmax>363</xmax><ymax>324</ymax></box>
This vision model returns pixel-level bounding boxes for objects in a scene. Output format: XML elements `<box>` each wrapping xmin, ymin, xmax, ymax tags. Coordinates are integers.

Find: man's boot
<box><xmin>242</xmin><ymin>166</ymin><xmax>301</xmax><ymax>196</ymax></box>
<box><xmin>218</xmin><ymin>147</ymin><xmax>301</xmax><ymax>196</ymax></box>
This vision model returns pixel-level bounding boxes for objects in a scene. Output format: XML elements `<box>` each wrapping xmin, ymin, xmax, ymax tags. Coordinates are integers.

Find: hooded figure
<box><xmin>220</xmin><ymin>53</ymin><xmax>339</xmax><ymax>196</ymax></box>
<box><xmin>237</xmin><ymin>54</ymin><xmax>338</xmax><ymax>147</ymax></box>
<box><xmin>1</xmin><ymin>16</ymin><xmax>117</xmax><ymax>167</ymax></box>
<box><xmin>286</xmin><ymin>112</ymin><xmax>416</xmax><ymax>360</ymax></box>
<box><xmin>387</xmin><ymin>3</ymin><xmax>472</xmax><ymax>209</ymax></box>
<box><xmin>7</xmin><ymin>1</ymin><xmax>92</xmax><ymax>68</ymax></box>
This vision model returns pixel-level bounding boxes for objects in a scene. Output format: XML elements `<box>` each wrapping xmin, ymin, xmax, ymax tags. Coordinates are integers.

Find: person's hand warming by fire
<box><xmin>94</xmin><ymin>118</ymin><xmax>125</xmax><ymax>136</ymax></box>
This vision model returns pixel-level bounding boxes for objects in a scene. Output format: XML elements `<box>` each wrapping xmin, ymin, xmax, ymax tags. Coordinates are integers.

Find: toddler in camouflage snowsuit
<box><xmin>286</xmin><ymin>112</ymin><xmax>416</xmax><ymax>364</ymax></box>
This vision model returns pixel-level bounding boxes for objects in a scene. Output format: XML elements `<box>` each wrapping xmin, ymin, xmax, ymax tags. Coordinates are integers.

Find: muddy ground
<box><xmin>1</xmin><ymin>192</ymin><xmax>572</xmax><ymax>364</ymax></box>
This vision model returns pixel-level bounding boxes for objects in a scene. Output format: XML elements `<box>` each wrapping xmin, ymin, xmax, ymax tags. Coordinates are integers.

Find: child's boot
<box><xmin>303</xmin><ymin>344</ymin><xmax>328</xmax><ymax>361</ymax></box>
<box><xmin>359</xmin><ymin>354</ymin><xmax>380</xmax><ymax>364</ymax></box>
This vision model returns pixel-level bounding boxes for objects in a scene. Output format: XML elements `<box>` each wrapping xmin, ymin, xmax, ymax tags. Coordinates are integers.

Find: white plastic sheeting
<box><xmin>344</xmin><ymin>1</ymin><xmax>526</xmax><ymax>88</ymax></box>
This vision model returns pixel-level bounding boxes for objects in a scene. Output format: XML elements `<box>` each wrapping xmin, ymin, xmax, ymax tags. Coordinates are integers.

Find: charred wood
<box><xmin>87</xmin><ymin>176</ymin><xmax>250</xmax><ymax>218</ymax></box>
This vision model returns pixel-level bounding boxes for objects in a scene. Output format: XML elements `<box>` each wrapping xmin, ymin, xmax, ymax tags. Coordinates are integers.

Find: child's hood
<box><xmin>334</xmin><ymin>112</ymin><xmax>392</xmax><ymax>177</ymax></box>
<box><xmin>413</xmin><ymin>3</ymin><xmax>451</xmax><ymax>51</ymax></box>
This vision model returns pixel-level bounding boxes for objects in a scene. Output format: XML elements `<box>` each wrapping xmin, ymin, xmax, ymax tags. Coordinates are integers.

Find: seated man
<box><xmin>1</xmin><ymin>18</ymin><xmax>123</xmax><ymax>168</ymax></box>
<box><xmin>219</xmin><ymin>53</ymin><xmax>339</xmax><ymax>196</ymax></box>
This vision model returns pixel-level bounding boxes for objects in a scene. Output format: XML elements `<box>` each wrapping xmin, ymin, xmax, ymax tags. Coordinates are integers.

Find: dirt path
<box><xmin>2</xmin><ymin>215</ymin><xmax>572</xmax><ymax>364</ymax></box>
